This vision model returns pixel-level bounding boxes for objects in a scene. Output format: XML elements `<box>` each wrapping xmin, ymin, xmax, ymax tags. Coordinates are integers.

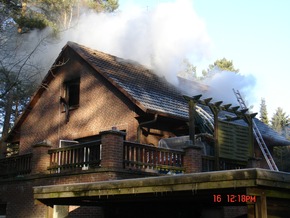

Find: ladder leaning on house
<box><xmin>232</xmin><ymin>89</ymin><xmax>279</xmax><ymax>171</ymax></box>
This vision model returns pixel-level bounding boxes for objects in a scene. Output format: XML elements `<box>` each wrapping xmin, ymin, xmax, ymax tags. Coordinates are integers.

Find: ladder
<box><xmin>233</xmin><ymin>89</ymin><xmax>279</xmax><ymax>171</ymax></box>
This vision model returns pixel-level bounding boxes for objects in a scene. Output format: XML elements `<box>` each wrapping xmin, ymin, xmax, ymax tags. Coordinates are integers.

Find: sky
<box><xmin>5</xmin><ymin>0</ymin><xmax>286</xmax><ymax>120</ymax></box>
<box><xmin>117</xmin><ymin>0</ymin><xmax>290</xmax><ymax>118</ymax></box>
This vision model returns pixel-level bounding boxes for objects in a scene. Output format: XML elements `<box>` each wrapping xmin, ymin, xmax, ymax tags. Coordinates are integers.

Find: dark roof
<box><xmin>68</xmin><ymin>41</ymin><xmax>289</xmax><ymax>146</ymax></box>
<box><xmin>6</xmin><ymin>41</ymin><xmax>290</xmax><ymax>147</ymax></box>
<box><xmin>67</xmin><ymin>41</ymin><xmax>189</xmax><ymax>120</ymax></box>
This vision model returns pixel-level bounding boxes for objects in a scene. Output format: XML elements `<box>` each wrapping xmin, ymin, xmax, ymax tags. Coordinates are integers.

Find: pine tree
<box><xmin>271</xmin><ymin>107</ymin><xmax>290</xmax><ymax>172</ymax></box>
<box><xmin>202</xmin><ymin>58</ymin><xmax>239</xmax><ymax>78</ymax></box>
<box><xmin>259</xmin><ymin>98</ymin><xmax>269</xmax><ymax>125</ymax></box>
<box><xmin>271</xmin><ymin>107</ymin><xmax>289</xmax><ymax>135</ymax></box>
<box><xmin>6</xmin><ymin>0</ymin><xmax>119</xmax><ymax>32</ymax></box>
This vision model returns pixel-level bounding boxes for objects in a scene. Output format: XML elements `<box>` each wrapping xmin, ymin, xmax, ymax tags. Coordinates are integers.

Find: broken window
<box><xmin>60</xmin><ymin>77</ymin><xmax>80</xmax><ymax>123</ymax></box>
<box><xmin>64</xmin><ymin>77</ymin><xmax>80</xmax><ymax>108</ymax></box>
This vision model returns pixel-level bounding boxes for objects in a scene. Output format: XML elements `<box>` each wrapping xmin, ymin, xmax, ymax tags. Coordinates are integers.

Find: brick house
<box><xmin>1</xmin><ymin>41</ymin><xmax>290</xmax><ymax>218</ymax></box>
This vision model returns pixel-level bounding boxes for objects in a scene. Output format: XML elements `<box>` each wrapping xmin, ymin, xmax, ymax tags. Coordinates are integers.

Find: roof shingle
<box><xmin>68</xmin><ymin>41</ymin><xmax>290</xmax><ymax>146</ymax></box>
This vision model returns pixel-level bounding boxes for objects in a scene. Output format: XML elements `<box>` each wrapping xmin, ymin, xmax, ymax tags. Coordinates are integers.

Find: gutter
<box><xmin>137</xmin><ymin>114</ymin><xmax>158</xmax><ymax>143</ymax></box>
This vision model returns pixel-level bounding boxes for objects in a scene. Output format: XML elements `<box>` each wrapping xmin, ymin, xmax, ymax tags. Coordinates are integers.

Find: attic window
<box><xmin>65</xmin><ymin>77</ymin><xmax>80</xmax><ymax>108</ymax></box>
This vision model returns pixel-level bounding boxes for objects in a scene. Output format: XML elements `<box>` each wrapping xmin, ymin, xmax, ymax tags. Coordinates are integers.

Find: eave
<box><xmin>34</xmin><ymin>168</ymin><xmax>290</xmax><ymax>206</ymax></box>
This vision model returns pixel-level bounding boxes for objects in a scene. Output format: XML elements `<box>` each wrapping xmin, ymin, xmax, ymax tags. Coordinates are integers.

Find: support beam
<box><xmin>214</xmin><ymin>101</ymin><xmax>223</xmax><ymax>107</ymax></box>
<box><xmin>247</xmin><ymin>204</ymin><xmax>255</xmax><ymax>218</ymax></box>
<box><xmin>206</xmin><ymin>103</ymin><xmax>221</xmax><ymax>171</ymax></box>
<box><xmin>203</xmin><ymin>98</ymin><xmax>212</xmax><ymax>105</ymax></box>
<box><xmin>240</xmin><ymin>108</ymin><xmax>249</xmax><ymax>114</ymax></box>
<box><xmin>255</xmin><ymin>193</ymin><xmax>267</xmax><ymax>218</ymax></box>
<box><xmin>184</xmin><ymin>94</ymin><xmax>260</xmax><ymax>170</ymax></box>
<box><xmin>192</xmin><ymin>94</ymin><xmax>202</xmax><ymax>100</ymax></box>
<box><xmin>188</xmin><ymin>99</ymin><xmax>197</xmax><ymax>144</ymax></box>
<box><xmin>221</xmin><ymin>104</ymin><xmax>232</xmax><ymax>110</ymax></box>
<box><xmin>231</xmin><ymin>106</ymin><xmax>240</xmax><ymax>113</ymax></box>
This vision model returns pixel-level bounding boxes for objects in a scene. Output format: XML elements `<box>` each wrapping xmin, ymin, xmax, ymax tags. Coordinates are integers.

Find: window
<box><xmin>64</xmin><ymin>77</ymin><xmax>80</xmax><ymax>108</ymax></box>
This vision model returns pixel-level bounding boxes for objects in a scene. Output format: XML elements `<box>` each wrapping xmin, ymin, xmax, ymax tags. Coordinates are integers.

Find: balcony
<box><xmin>0</xmin><ymin>153</ymin><xmax>32</xmax><ymax>178</ymax></box>
<box><xmin>124</xmin><ymin>141</ymin><xmax>185</xmax><ymax>174</ymax></box>
<box><xmin>0</xmin><ymin>129</ymin><xmax>249</xmax><ymax>179</ymax></box>
<box><xmin>47</xmin><ymin>140</ymin><xmax>102</xmax><ymax>173</ymax></box>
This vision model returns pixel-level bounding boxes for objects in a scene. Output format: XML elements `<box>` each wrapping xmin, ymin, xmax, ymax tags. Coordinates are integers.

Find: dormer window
<box><xmin>65</xmin><ymin>77</ymin><xmax>80</xmax><ymax>109</ymax></box>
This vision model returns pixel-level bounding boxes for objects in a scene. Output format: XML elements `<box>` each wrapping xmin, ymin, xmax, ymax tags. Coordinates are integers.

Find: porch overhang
<box><xmin>34</xmin><ymin>168</ymin><xmax>290</xmax><ymax>208</ymax></box>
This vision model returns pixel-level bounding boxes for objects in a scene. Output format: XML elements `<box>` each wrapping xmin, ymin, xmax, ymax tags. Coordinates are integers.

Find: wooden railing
<box><xmin>202</xmin><ymin>155</ymin><xmax>247</xmax><ymax>172</ymax></box>
<box><xmin>219</xmin><ymin>158</ymin><xmax>247</xmax><ymax>170</ymax></box>
<box><xmin>0</xmin><ymin>153</ymin><xmax>32</xmax><ymax>178</ymax></box>
<box><xmin>202</xmin><ymin>155</ymin><xmax>215</xmax><ymax>172</ymax></box>
<box><xmin>124</xmin><ymin>141</ymin><xmax>185</xmax><ymax>174</ymax></box>
<box><xmin>48</xmin><ymin>140</ymin><xmax>101</xmax><ymax>173</ymax></box>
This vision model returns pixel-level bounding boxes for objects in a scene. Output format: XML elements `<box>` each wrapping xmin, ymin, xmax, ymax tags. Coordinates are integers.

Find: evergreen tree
<box><xmin>0</xmin><ymin>67</ymin><xmax>36</xmax><ymax>157</ymax></box>
<box><xmin>271</xmin><ymin>107</ymin><xmax>289</xmax><ymax>135</ymax></box>
<box><xmin>271</xmin><ymin>107</ymin><xmax>290</xmax><ymax>172</ymax></box>
<box><xmin>3</xmin><ymin>0</ymin><xmax>119</xmax><ymax>32</ymax></box>
<box><xmin>259</xmin><ymin>98</ymin><xmax>269</xmax><ymax>125</ymax></box>
<box><xmin>202</xmin><ymin>58</ymin><xmax>239</xmax><ymax>78</ymax></box>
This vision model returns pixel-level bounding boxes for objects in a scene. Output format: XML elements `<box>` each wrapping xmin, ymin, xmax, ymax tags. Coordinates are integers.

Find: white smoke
<box><xmin>8</xmin><ymin>0</ymin><xmax>257</xmax><ymax>108</ymax></box>
<box><xmin>51</xmin><ymin>0</ymin><xmax>211</xmax><ymax>85</ymax></box>
<box><xmin>201</xmin><ymin>69</ymin><xmax>257</xmax><ymax>108</ymax></box>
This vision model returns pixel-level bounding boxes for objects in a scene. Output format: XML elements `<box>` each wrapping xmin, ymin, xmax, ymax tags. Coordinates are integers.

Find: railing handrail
<box><xmin>48</xmin><ymin>140</ymin><xmax>102</xmax><ymax>173</ymax></box>
<box><xmin>124</xmin><ymin>141</ymin><xmax>185</xmax><ymax>153</ymax></box>
<box><xmin>202</xmin><ymin>155</ymin><xmax>247</xmax><ymax>172</ymax></box>
<box><xmin>0</xmin><ymin>153</ymin><xmax>32</xmax><ymax>162</ymax></box>
<box><xmin>0</xmin><ymin>153</ymin><xmax>32</xmax><ymax>177</ymax></box>
<box><xmin>48</xmin><ymin>140</ymin><xmax>101</xmax><ymax>153</ymax></box>
<box><xmin>123</xmin><ymin>141</ymin><xmax>185</xmax><ymax>173</ymax></box>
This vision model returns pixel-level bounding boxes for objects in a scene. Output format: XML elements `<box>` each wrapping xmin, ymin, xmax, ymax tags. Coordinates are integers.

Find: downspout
<box><xmin>137</xmin><ymin>114</ymin><xmax>158</xmax><ymax>143</ymax></box>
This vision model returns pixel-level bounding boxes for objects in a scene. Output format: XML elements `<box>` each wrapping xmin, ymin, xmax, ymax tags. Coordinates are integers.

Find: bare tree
<box><xmin>0</xmin><ymin>3</ymin><xmax>49</xmax><ymax>157</ymax></box>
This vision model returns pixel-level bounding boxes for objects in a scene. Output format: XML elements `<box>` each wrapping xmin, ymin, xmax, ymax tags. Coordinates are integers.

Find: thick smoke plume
<box><xmin>201</xmin><ymin>70</ymin><xmax>257</xmax><ymax>108</ymax></box>
<box><xmin>14</xmin><ymin>0</ymin><xmax>256</xmax><ymax>107</ymax></box>
<box><xmin>57</xmin><ymin>0</ymin><xmax>211</xmax><ymax>86</ymax></box>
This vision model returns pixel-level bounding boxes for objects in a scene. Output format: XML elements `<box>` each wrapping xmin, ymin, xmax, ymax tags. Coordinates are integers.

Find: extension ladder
<box><xmin>233</xmin><ymin>89</ymin><xmax>279</xmax><ymax>171</ymax></box>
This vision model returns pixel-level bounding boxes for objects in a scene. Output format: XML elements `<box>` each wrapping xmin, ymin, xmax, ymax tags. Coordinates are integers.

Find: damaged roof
<box><xmin>67</xmin><ymin>41</ymin><xmax>289</xmax><ymax>146</ymax></box>
<box><xmin>67</xmin><ymin>41</ymin><xmax>189</xmax><ymax>119</ymax></box>
<box><xmin>7</xmin><ymin>41</ymin><xmax>290</xmax><ymax>147</ymax></box>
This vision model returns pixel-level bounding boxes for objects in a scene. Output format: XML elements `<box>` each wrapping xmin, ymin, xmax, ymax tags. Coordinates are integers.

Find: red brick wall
<box><xmin>1</xmin><ymin>48</ymin><xmax>189</xmax><ymax>217</ymax></box>
<box><xmin>100</xmin><ymin>129</ymin><xmax>126</xmax><ymax>169</ymax></box>
<box><xmin>0</xmin><ymin>166</ymin><xmax>155</xmax><ymax>218</ymax></box>
<box><xmin>0</xmin><ymin>180</ymin><xmax>46</xmax><ymax>218</ymax></box>
<box><xmin>19</xmin><ymin>52</ymin><xmax>139</xmax><ymax>154</ymax></box>
<box><xmin>183</xmin><ymin>144</ymin><xmax>203</xmax><ymax>173</ymax></box>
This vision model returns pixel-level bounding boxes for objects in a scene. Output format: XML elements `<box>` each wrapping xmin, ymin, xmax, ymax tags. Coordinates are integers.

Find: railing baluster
<box><xmin>47</xmin><ymin>140</ymin><xmax>101</xmax><ymax>173</ymax></box>
<box><xmin>123</xmin><ymin>141</ymin><xmax>185</xmax><ymax>173</ymax></box>
<box><xmin>0</xmin><ymin>153</ymin><xmax>32</xmax><ymax>178</ymax></box>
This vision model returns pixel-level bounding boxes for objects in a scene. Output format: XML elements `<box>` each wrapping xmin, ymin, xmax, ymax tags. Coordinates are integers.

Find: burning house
<box><xmin>0</xmin><ymin>41</ymin><xmax>290</xmax><ymax>218</ymax></box>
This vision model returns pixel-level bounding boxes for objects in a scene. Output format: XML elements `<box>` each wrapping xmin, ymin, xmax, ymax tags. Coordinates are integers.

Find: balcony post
<box><xmin>100</xmin><ymin>127</ymin><xmax>126</xmax><ymax>169</ymax></box>
<box><xmin>183</xmin><ymin>141</ymin><xmax>203</xmax><ymax>173</ymax></box>
<box><xmin>31</xmin><ymin>141</ymin><xmax>52</xmax><ymax>174</ymax></box>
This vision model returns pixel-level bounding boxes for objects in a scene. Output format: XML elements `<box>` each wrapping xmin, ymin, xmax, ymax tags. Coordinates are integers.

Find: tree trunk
<box><xmin>0</xmin><ymin>91</ymin><xmax>14</xmax><ymax>158</ymax></box>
